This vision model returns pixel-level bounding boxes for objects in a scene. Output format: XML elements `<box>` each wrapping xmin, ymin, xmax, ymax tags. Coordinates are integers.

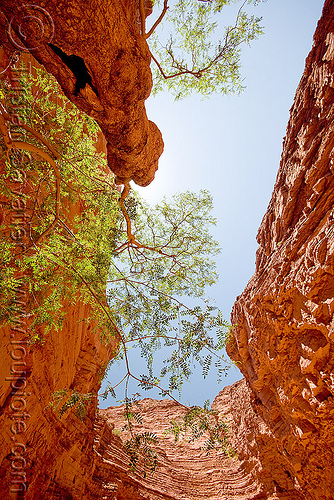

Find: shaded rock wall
<box><xmin>0</xmin><ymin>0</ymin><xmax>160</xmax><ymax>495</ymax></box>
<box><xmin>0</xmin><ymin>50</ymin><xmax>120</xmax><ymax>498</ymax></box>
<box><xmin>0</xmin><ymin>145</ymin><xmax>119</xmax><ymax>499</ymax></box>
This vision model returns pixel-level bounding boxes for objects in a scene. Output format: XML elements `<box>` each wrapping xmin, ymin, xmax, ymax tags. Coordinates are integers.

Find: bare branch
<box><xmin>150</xmin><ymin>52</ymin><xmax>203</xmax><ymax>80</ymax></box>
<box><xmin>146</xmin><ymin>0</ymin><xmax>169</xmax><ymax>38</ymax></box>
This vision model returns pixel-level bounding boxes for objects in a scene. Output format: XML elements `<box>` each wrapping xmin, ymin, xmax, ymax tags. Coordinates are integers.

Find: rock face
<box><xmin>94</xmin><ymin>380</ymin><xmax>302</xmax><ymax>500</ymax></box>
<box><xmin>227</xmin><ymin>0</ymin><xmax>334</xmax><ymax>498</ymax></box>
<box><xmin>1</xmin><ymin>0</ymin><xmax>334</xmax><ymax>499</ymax></box>
<box><xmin>0</xmin><ymin>0</ymin><xmax>164</xmax><ymax>186</ymax></box>
<box><xmin>0</xmin><ymin>303</ymin><xmax>118</xmax><ymax>500</ymax></box>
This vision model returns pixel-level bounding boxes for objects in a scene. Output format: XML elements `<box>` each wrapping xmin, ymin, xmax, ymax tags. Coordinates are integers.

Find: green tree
<box><xmin>106</xmin><ymin>189</ymin><xmax>230</xmax><ymax>397</ymax></box>
<box><xmin>140</xmin><ymin>0</ymin><xmax>265</xmax><ymax>98</ymax></box>
<box><xmin>0</xmin><ymin>67</ymin><xmax>120</xmax><ymax>337</ymax></box>
<box><xmin>0</xmin><ymin>63</ymin><xmax>234</xmax><ymax>474</ymax></box>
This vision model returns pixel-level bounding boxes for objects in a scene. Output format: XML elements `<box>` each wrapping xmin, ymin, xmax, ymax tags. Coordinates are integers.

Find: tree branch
<box><xmin>150</xmin><ymin>0</ymin><xmax>250</xmax><ymax>82</ymax></box>
<box><xmin>146</xmin><ymin>0</ymin><xmax>169</xmax><ymax>38</ymax></box>
<box><xmin>0</xmin><ymin>104</ymin><xmax>61</xmax><ymax>247</ymax></box>
<box><xmin>139</xmin><ymin>0</ymin><xmax>146</xmax><ymax>36</ymax></box>
<box><xmin>116</xmin><ymin>182</ymin><xmax>181</xmax><ymax>259</ymax></box>
<box><xmin>150</xmin><ymin>52</ymin><xmax>203</xmax><ymax>80</ymax></box>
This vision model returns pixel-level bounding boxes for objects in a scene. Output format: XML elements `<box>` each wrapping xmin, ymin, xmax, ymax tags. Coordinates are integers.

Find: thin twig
<box><xmin>0</xmin><ymin>104</ymin><xmax>62</xmax><ymax>247</ymax></box>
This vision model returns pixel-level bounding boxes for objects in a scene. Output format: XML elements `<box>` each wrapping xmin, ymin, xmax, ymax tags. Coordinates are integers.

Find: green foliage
<box><xmin>47</xmin><ymin>388</ymin><xmax>93</xmax><ymax>421</ymax></box>
<box><xmin>165</xmin><ymin>402</ymin><xmax>236</xmax><ymax>456</ymax></box>
<box><xmin>0</xmin><ymin>64</ymin><xmax>235</xmax><ymax>473</ymax></box>
<box><xmin>122</xmin><ymin>395</ymin><xmax>158</xmax><ymax>476</ymax></box>
<box><xmin>119</xmin><ymin>190</ymin><xmax>220</xmax><ymax>295</ymax></box>
<box><xmin>148</xmin><ymin>0</ymin><xmax>265</xmax><ymax>98</ymax></box>
<box><xmin>101</xmin><ymin>382</ymin><xmax>117</xmax><ymax>400</ymax></box>
<box><xmin>107</xmin><ymin>189</ymin><xmax>231</xmax><ymax>397</ymax></box>
<box><xmin>0</xmin><ymin>238</ymin><xmax>22</xmax><ymax>322</ymax></box>
<box><xmin>125</xmin><ymin>432</ymin><xmax>158</xmax><ymax>476</ymax></box>
<box><xmin>0</xmin><ymin>66</ymin><xmax>120</xmax><ymax>341</ymax></box>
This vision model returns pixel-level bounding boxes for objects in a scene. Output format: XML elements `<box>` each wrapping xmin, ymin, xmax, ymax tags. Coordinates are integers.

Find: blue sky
<box><xmin>100</xmin><ymin>0</ymin><xmax>324</xmax><ymax>408</ymax></box>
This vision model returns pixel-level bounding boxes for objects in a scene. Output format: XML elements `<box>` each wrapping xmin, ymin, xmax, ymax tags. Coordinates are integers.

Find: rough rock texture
<box><xmin>94</xmin><ymin>380</ymin><xmax>303</xmax><ymax>500</ymax></box>
<box><xmin>0</xmin><ymin>144</ymin><xmax>120</xmax><ymax>499</ymax></box>
<box><xmin>227</xmin><ymin>1</ymin><xmax>334</xmax><ymax>499</ymax></box>
<box><xmin>0</xmin><ymin>304</ymin><xmax>118</xmax><ymax>500</ymax></box>
<box><xmin>0</xmin><ymin>0</ymin><xmax>164</xmax><ymax>186</ymax></box>
<box><xmin>1</xmin><ymin>0</ymin><xmax>334</xmax><ymax>499</ymax></box>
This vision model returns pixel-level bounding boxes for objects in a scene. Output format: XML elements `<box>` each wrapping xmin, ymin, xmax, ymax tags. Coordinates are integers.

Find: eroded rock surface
<box><xmin>0</xmin><ymin>50</ymin><xmax>120</xmax><ymax>498</ymax></box>
<box><xmin>228</xmin><ymin>1</ymin><xmax>334</xmax><ymax>498</ymax></box>
<box><xmin>94</xmin><ymin>380</ymin><xmax>302</xmax><ymax>500</ymax></box>
<box><xmin>0</xmin><ymin>0</ymin><xmax>163</xmax><ymax>186</ymax></box>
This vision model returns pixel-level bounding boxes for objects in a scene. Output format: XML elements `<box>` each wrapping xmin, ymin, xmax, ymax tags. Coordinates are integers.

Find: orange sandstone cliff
<box><xmin>0</xmin><ymin>0</ymin><xmax>334</xmax><ymax>499</ymax></box>
<box><xmin>94</xmin><ymin>381</ymin><xmax>302</xmax><ymax>500</ymax></box>
<box><xmin>93</xmin><ymin>1</ymin><xmax>334</xmax><ymax>499</ymax></box>
<box><xmin>227</xmin><ymin>0</ymin><xmax>334</xmax><ymax>497</ymax></box>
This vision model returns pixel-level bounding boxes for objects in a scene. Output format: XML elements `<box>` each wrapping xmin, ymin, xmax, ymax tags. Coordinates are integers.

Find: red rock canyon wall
<box><xmin>228</xmin><ymin>1</ymin><xmax>334</xmax><ymax>498</ymax></box>
<box><xmin>1</xmin><ymin>0</ymin><xmax>334</xmax><ymax>499</ymax></box>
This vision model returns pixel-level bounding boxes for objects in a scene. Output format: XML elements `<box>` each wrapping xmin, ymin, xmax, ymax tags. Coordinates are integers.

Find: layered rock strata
<box><xmin>94</xmin><ymin>379</ymin><xmax>303</xmax><ymax>500</ymax></box>
<box><xmin>228</xmin><ymin>1</ymin><xmax>334</xmax><ymax>498</ymax></box>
